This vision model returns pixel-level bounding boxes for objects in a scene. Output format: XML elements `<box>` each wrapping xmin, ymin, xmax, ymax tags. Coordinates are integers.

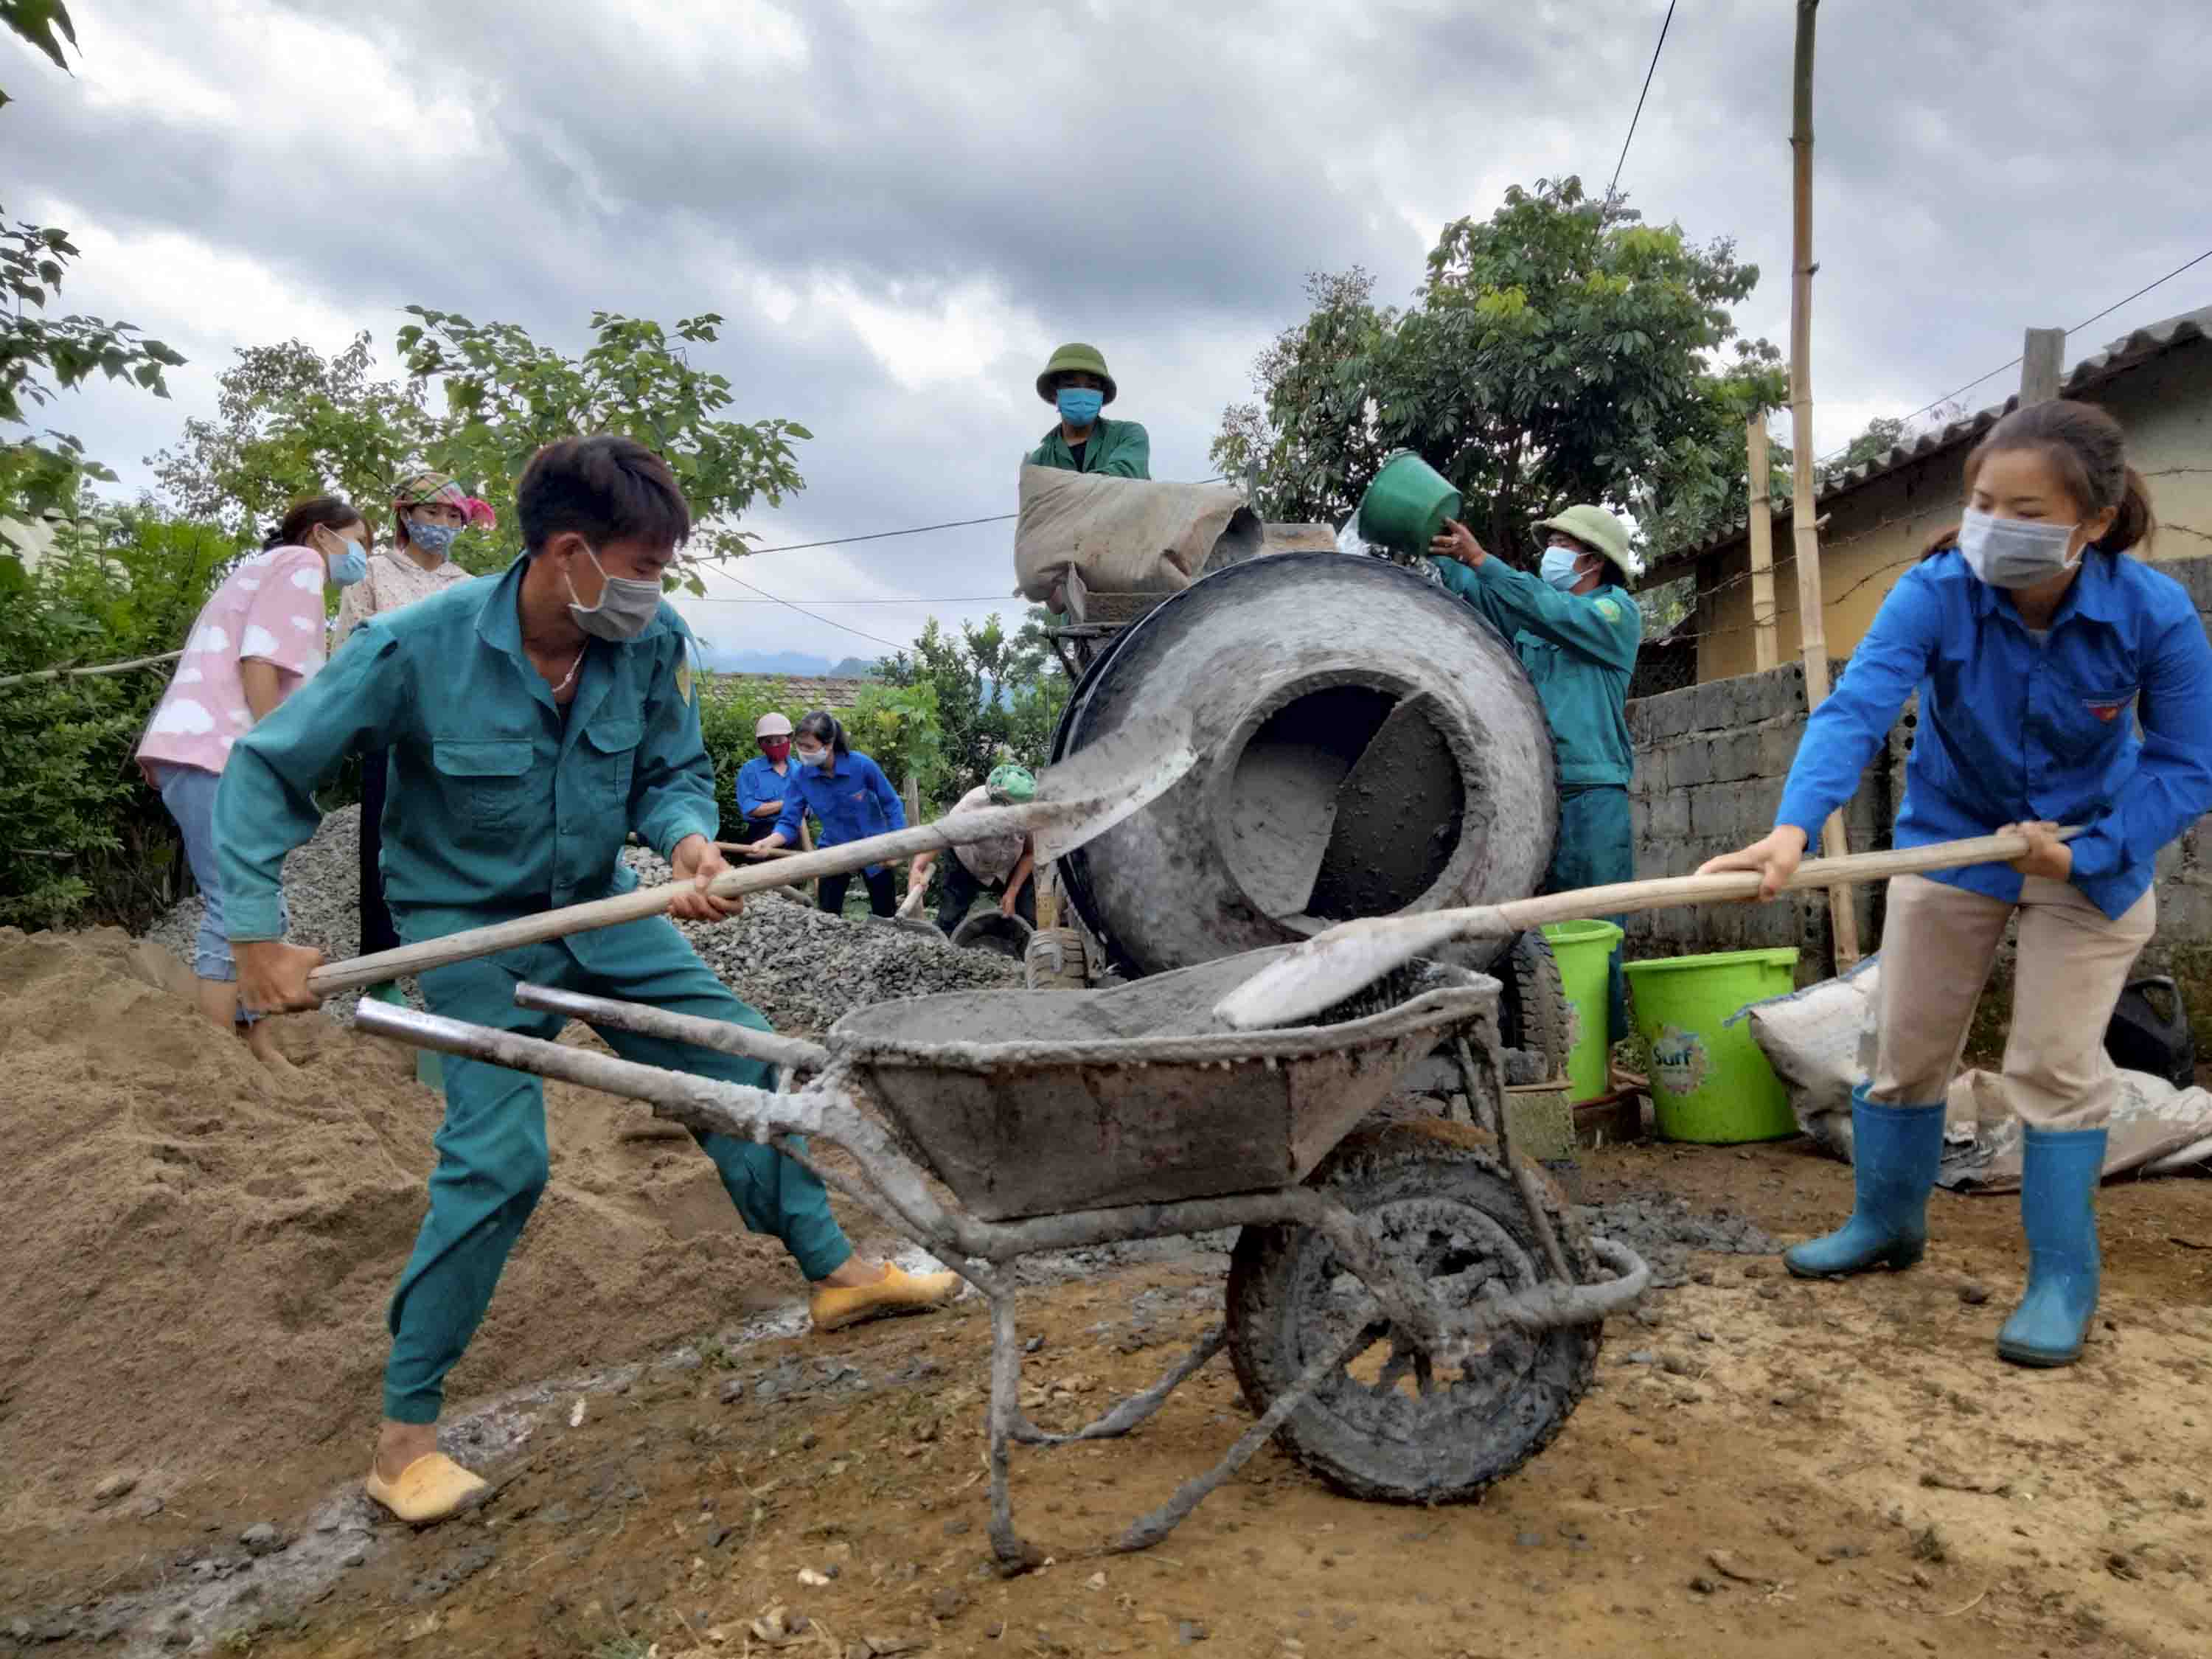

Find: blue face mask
<box><xmin>330</xmin><ymin>539</ymin><xmax>369</xmax><ymax>587</ymax></box>
<box><xmin>408</xmin><ymin>518</ymin><xmax>462</xmax><ymax>556</ymax></box>
<box><xmin>1056</xmin><ymin>387</ymin><xmax>1105</xmax><ymax>428</ymax></box>
<box><xmin>1540</xmin><ymin>546</ymin><xmax>1586</xmax><ymax>593</ymax></box>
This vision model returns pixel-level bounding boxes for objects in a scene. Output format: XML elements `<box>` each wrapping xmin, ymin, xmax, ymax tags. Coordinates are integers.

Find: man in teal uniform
<box><xmin>1431</xmin><ymin>504</ymin><xmax>1644</xmax><ymax>1053</ymax></box>
<box><xmin>1027</xmin><ymin>342</ymin><xmax>1150</xmax><ymax>478</ymax></box>
<box><xmin>219</xmin><ymin>437</ymin><xmax>958</xmax><ymax>1526</ymax></box>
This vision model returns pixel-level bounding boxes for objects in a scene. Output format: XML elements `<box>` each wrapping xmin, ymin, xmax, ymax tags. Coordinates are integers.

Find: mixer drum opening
<box><xmin>1222</xmin><ymin>683</ymin><xmax>1466</xmax><ymax>930</ymax></box>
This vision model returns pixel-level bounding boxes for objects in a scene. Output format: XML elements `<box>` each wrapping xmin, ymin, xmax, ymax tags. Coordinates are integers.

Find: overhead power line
<box><xmin>1817</xmin><ymin>245</ymin><xmax>2212</xmax><ymax>465</ymax></box>
<box><xmin>707</xmin><ymin>570</ymin><xmax>910</xmax><ymax>651</ymax></box>
<box><xmin>1606</xmin><ymin>0</ymin><xmax>1677</xmax><ymax>206</ymax></box>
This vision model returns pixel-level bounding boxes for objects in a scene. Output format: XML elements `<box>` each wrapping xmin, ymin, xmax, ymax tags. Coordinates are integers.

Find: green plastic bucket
<box><xmin>1540</xmin><ymin>919</ymin><xmax>1622</xmax><ymax>1104</ymax></box>
<box><xmin>1621</xmin><ymin>947</ymin><xmax>1800</xmax><ymax>1144</ymax></box>
<box><xmin>1356</xmin><ymin>451</ymin><xmax>1462</xmax><ymax>557</ymax></box>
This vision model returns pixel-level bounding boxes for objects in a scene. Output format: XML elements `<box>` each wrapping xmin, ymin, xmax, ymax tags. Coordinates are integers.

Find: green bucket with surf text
<box><xmin>1621</xmin><ymin>947</ymin><xmax>1800</xmax><ymax>1144</ymax></box>
<box><xmin>1540</xmin><ymin>919</ymin><xmax>1623</xmax><ymax>1105</ymax></box>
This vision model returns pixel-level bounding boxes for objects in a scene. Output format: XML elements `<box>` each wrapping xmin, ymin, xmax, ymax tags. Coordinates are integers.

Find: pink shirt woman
<box><xmin>138</xmin><ymin>496</ymin><xmax>367</xmax><ymax>1064</ymax></box>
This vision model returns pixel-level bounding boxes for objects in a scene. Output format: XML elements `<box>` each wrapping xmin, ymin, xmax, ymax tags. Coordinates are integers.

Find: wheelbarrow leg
<box><xmin>1455</xmin><ymin>1035</ymin><xmax>1573</xmax><ymax>1284</ymax></box>
<box><xmin>984</xmin><ymin>1291</ymin><xmax>1044</xmax><ymax>1572</ymax></box>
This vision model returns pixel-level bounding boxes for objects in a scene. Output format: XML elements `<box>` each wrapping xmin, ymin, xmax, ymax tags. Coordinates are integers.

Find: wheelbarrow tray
<box><xmin>827</xmin><ymin>948</ymin><xmax>1497</xmax><ymax>1221</ymax></box>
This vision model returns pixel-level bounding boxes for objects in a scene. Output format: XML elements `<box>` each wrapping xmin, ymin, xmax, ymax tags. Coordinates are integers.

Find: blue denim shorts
<box><xmin>155</xmin><ymin>762</ymin><xmax>286</xmax><ymax>985</ymax></box>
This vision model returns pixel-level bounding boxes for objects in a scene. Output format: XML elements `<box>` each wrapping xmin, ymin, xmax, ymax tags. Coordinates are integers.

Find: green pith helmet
<box><xmin>987</xmin><ymin>763</ymin><xmax>1037</xmax><ymax>803</ymax></box>
<box><xmin>1035</xmin><ymin>343</ymin><xmax>1117</xmax><ymax>406</ymax></box>
<box><xmin>1534</xmin><ymin>504</ymin><xmax>1644</xmax><ymax>585</ymax></box>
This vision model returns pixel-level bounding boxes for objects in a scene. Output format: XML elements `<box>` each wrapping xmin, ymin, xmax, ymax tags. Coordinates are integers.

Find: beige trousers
<box><xmin>1870</xmin><ymin>874</ymin><xmax>2156</xmax><ymax>1130</ymax></box>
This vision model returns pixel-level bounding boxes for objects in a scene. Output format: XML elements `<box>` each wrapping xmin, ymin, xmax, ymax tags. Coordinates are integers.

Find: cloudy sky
<box><xmin>15</xmin><ymin>0</ymin><xmax>2206</xmax><ymax>664</ymax></box>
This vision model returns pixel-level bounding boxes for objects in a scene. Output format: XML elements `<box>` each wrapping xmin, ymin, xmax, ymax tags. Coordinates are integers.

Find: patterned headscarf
<box><xmin>392</xmin><ymin>470</ymin><xmax>468</xmax><ymax>511</ymax></box>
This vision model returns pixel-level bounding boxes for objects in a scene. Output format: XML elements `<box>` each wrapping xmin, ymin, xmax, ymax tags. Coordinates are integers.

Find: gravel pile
<box><xmin>139</xmin><ymin>807</ymin><xmax>1020</xmax><ymax>1033</ymax></box>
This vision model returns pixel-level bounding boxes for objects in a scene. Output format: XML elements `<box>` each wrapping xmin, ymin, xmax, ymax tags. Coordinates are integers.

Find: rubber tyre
<box><xmin>1495</xmin><ymin>930</ymin><xmax>1572</xmax><ymax>1082</ymax></box>
<box><xmin>1225</xmin><ymin>1119</ymin><xmax>1599</xmax><ymax>1504</ymax></box>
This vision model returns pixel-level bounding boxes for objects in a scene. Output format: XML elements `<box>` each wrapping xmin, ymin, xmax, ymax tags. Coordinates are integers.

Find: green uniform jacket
<box><xmin>1436</xmin><ymin>556</ymin><xmax>1641</xmax><ymax>787</ymax></box>
<box><xmin>215</xmin><ymin>555</ymin><xmax>718</xmax><ymax>957</ymax></box>
<box><xmin>1026</xmin><ymin>416</ymin><xmax>1151</xmax><ymax>479</ymax></box>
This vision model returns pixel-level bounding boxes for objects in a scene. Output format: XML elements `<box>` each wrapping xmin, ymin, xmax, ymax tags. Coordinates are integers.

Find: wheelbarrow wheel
<box><xmin>1225</xmin><ymin>1119</ymin><xmax>1599</xmax><ymax>1504</ymax></box>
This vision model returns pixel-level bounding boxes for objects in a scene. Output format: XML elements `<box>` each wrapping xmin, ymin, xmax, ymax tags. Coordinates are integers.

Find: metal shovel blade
<box><xmin>1029</xmin><ymin>712</ymin><xmax>1199</xmax><ymax>866</ymax></box>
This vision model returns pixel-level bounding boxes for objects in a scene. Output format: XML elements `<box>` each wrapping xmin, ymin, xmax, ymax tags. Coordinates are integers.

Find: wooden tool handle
<box><xmin>1481</xmin><ymin>826</ymin><xmax>2079</xmax><ymax>933</ymax></box>
<box><xmin>307</xmin><ymin>796</ymin><xmax>1083</xmax><ymax>997</ymax></box>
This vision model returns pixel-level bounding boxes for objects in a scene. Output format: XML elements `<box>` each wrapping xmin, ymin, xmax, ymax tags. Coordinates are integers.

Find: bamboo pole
<box><xmin>1788</xmin><ymin>0</ymin><xmax>1861</xmax><ymax>970</ymax></box>
<box><xmin>1746</xmin><ymin>414</ymin><xmax>1778</xmax><ymax>673</ymax></box>
<box><xmin>0</xmin><ymin>649</ymin><xmax>183</xmax><ymax>691</ymax></box>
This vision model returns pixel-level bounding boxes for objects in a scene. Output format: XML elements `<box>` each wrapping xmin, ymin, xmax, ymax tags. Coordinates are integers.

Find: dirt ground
<box><xmin>9</xmin><ymin>1124</ymin><xmax>2212</xmax><ymax>1659</ymax></box>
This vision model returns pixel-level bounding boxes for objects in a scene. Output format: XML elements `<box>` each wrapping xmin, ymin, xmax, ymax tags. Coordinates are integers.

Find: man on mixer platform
<box><xmin>1027</xmin><ymin>343</ymin><xmax>1150</xmax><ymax>479</ymax></box>
<box><xmin>1430</xmin><ymin>505</ymin><xmax>1643</xmax><ymax>1059</ymax></box>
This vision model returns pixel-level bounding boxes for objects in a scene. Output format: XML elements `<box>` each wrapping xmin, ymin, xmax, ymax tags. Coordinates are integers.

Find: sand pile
<box><xmin>0</xmin><ymin>926</ymin><xmax>852</xmax><ymax>1535</ymax></box>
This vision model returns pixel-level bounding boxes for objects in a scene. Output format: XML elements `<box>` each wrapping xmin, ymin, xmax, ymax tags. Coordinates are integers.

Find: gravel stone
<box><xmin>142</xmin><ymin>807</ymin><xmax>1021</xmax><ymax>1034</ymax></box>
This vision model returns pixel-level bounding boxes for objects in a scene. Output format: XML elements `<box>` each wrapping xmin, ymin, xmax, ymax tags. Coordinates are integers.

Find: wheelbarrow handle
<box><xmin>511</xmin><ymin>983</ymin><xmax>832</xmax><ymax>1073</ymax></box>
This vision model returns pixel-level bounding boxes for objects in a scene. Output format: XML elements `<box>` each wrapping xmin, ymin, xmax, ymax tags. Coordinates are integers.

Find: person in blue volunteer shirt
<box><xmin>734</xmin><ymin>711</ymin><xmax>796</xmax><ymax>845</ymax></box>
<box><xmin>745</xmin><ymin>709</ymin><xmax>909</xmax><ymax>916</ymax></box>
<box><xmin>1702</xmin><ymin>399</ymin><xmax>2212</xmax><ymax>1369</ymax></box>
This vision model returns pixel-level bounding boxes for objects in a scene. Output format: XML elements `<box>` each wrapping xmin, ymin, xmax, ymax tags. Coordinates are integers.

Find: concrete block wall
<box><xmin>1624</xmin><ymin>659</ymin><xmax>1884</xmax><ymax>981</ymax></box>
<box><xmin>1624</xmin><ymin>553</ymin><xmax>2212</xmax><ymax>1018</ymax></box>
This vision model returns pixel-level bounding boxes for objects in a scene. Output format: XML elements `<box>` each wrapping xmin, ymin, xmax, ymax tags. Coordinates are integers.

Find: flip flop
<box><xmin>810</xmin><ymin>1265</ymin><xmax>962</xmax><ymax>1333</ymax></box>
<box><xmin>364</xmin><ymin>1452</ymin><xmax>489</xmax><ymax>1525</ymax></box>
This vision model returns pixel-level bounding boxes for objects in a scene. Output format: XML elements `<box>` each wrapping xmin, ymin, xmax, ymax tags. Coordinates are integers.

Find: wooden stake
<box><xmin>1789</xmin><ymin>0</ymin><xmax>1860</xmax><ymax>970</ymax></box>
<box><xmin>1746</xmin><ymin>413</ymin><xmax>1778</xmax><ymax>673</ymax></box>
<box><xmin>2020</xmin><ymin>327</ymin><xmax>2065</xmax><ymax>406</ymax></box>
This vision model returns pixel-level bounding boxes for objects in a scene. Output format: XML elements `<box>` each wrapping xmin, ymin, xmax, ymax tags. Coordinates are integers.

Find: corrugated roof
<box><xmin>1649</xmin><ymin>302</ymin><xmax>2212</xmax><ymax>580</ymax></box>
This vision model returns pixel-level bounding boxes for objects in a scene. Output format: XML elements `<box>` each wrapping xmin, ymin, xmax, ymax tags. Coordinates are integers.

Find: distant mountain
<box><xmin>698</xmin><ymin>647</ymin><xmax>883</xmax><ymax>678</ymax></box>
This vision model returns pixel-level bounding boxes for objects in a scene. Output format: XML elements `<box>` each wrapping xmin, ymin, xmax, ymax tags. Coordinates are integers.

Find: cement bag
<box><xmin>1014</xmin><ymin>465</ymin><xmax>1262</xmax><ymax>604</ymax></box>
<box><xmin>1935</xmin><ymin>1068</ymin><xmax>2212</xmax><ymax>1192</ymax></box>
<box><xmin>1740</xmin><ymin>953</ymin><xmax>1882</xmax><ymax>1159</ymax></box>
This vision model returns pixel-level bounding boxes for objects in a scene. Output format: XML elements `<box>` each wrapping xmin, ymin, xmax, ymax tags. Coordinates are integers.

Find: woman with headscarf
<box><xmin>334</xmin><ymin>471</ymin><xmax>481</xmax><ymax>1004</ymax></box>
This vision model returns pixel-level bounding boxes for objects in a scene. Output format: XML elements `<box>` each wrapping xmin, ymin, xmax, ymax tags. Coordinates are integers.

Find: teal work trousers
<box><xmin>382</xmin><ymin>917</ymin><xmax>850</xmax><ymax>1423</ymax></box>
<box><xmin>1545</xmin><ymin>784</ymin><xmax>1634</xmax><ymax>1048</ymax></box>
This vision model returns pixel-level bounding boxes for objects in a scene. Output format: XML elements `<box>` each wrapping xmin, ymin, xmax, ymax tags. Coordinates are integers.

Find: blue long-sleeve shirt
<box><xmin>775</xmin><ymin>749</ymin><xmax>905</xmax><ymax>874</ymax></box>
<box><xmin>737</xmin><ymin>754</ymin><xmax>793</xmax><ymax>819</ymax></box>
<box><xmin>1775</xmin><ymin>549</ymin><xmax>2212</xmax><ymax>919</ymax></box>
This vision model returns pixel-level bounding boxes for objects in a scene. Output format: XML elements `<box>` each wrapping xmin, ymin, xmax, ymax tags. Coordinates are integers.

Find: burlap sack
<box><xmin>1013</xmin><ymin>465</ymin><xmax>1262</xmax><ymax>603</ymax></box>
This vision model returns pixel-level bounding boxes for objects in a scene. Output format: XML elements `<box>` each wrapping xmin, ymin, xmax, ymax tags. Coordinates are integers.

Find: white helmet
<box><xmin>754</xmin><ymin>712</ymin><xmax>793</xmax><ymax>739</ymax></box>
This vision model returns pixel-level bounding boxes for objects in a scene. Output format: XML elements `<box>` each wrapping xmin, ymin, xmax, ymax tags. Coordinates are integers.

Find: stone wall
<box><xmin>1624</xmin><ymin>554</ymin><xmax>2212</xmax><ymax>1024</ymax></box>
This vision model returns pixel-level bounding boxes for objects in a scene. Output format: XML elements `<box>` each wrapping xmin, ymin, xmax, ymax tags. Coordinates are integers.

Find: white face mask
<box><xmin>794</xmin><ymin>746</ymin><xmax>831</xmax><ymax>768</ymax></box>
<box><xmin>1956</xmin><ymin>507</ymin><xmax>2080</xmax><ymax>588</ymax></box>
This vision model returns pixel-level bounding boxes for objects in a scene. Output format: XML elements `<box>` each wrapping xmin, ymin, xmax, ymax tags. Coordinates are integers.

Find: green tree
<box><xmin>3</xmin><ymin>0</ymin><xmax>78</xmax><ymax>105</ymax></box>
<box><xmin>3</xmin><ymin>3</ymin><xmax>187</xmax><ymax>559</ymax></box>
<box><xmin>148</xmin><ymin>333</ymin><xmax>430</xmax><ymax>544</ymax></box>
<box><xmin>397</xmin><ymin>307</ymin><xmax>811</xmax><ymax>584</ymax></box>
<box><xmin>0</xmin><ymin>504</ymin><xmax>231</xmax><ymax>926</ymax></box>
<box><xmin>1214</xmin><ymin>178</ymin><xmax>1786</xmax><ymax>569</ymax></box>
<box><xmin>877</xmin><ymin>613</ymin><xmax>1068</xmax><ymax>799</ymax></box>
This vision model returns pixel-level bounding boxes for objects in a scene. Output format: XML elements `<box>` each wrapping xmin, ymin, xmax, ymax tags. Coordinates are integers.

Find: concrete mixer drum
<box><xmin>1048</xmin><ymin>553</ymin><xmax>1560</xmax><ymax>981</ymax></box>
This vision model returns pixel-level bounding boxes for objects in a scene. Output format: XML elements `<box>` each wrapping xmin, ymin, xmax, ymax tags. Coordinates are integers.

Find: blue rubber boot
<box><xmin>1997</xmin><ymin>1125</ymin><xmax>2107</xmax><ymax>1368</ymax></box>
<box><xmin>1784</xmin><ymin>1086</ymin><xmax>1946</xmax><ymax>1279</ymax></box>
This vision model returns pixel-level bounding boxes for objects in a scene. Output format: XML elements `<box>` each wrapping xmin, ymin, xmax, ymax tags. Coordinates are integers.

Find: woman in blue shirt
<box><xmin>1703</xmin><ymin>400</ymin><xmax>2212</xmax><ymax>1368</ymax></box>
<box><xmin>747</xmin><ymin>709</ymin><xmax>909</xmax><ymax>916</ymax></box>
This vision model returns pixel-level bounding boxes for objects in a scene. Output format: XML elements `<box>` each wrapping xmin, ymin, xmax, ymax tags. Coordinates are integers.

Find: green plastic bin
<box><xmin>1356</xmin><ymin>451</ymin><xmax>1462</xmax><ymax>557</ymax></box>
<box><xmin>1621</xmin><ymin>947</ymin><xmax>1800</xmax><ymax>1144</ymax></box>
<box><xmin>1540</xmin><ymin>919</ymin><xmax>1622</xmax><ymax>1105</ymax></box>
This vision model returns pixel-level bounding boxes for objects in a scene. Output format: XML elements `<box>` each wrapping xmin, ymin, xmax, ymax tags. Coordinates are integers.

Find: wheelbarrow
<box><xmin>353</xmin><ymin>946</ymin><xmax>1649</xmax><ymax>1565</ymax></box>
